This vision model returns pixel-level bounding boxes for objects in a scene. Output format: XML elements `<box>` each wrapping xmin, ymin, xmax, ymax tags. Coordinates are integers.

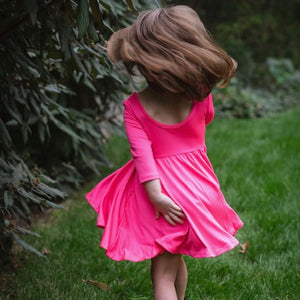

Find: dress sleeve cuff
<box><xmin>138</xmin><ymin>174</ymin><xmax>160</xmax><ymax>184</ymax></box>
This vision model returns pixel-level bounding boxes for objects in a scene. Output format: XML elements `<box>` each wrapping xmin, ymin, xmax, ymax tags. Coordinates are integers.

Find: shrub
<box><xmin>0</xmin><ymin>0</ymin><xmax>156</xmax><ymax>264</ymax></box>
<box><xmin>213</xmin><ymin>59</ymin><xmax>300</xmax><ymax>119</ymax></box>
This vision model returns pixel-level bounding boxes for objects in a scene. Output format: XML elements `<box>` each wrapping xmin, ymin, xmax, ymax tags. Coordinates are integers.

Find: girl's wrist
<box><xmin>148</xmin><ymin>192</ymin><xmax>162</xmax><ymax>204</ymax></box>
<box><xmin>143</xmin><ymin>179</ymin><xmax>161</xmax><ymax>200</ymax></box>
<box><xmin>146</xmin><ymin>187</ymin><xmax>161</xmax><ymax>200</ymax></box>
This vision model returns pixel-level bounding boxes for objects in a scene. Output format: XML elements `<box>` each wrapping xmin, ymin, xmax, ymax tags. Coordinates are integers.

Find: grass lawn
<box><xmin>2</xmin><ymin>106</ymin><xmax>299</xmax><ymax>299</ymax></box>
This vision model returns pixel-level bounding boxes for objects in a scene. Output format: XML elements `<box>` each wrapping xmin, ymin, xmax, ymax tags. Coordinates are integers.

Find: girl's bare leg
<box><xmin>175</xmin><ymin>256</ymin><xmax>188</xmax><ymax>300</ymax></box>
<box><xmin>151</xmin><ymin>252</ymin><xmax>187</xmax><ymax>300</ymax></box>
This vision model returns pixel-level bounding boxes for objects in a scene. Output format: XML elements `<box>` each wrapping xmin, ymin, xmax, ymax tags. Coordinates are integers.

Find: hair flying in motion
<box><xmin>107</xmin><ymin>5</ymin><xmax>237</xmax><ymax>100</ymax></box>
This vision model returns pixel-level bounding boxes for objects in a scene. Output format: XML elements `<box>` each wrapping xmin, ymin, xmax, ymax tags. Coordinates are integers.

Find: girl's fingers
<box><xmin>169</xmin><ymin>213</ymin><xmax>184</xmax><ymax>224</ymax></box>
<box><xmin>171</xmin><ymin>203</ymin><xmax>185</xmax><ymax>217</ymax></box>
<box><xmin>171</xmin><ymin>206</ymin><xmax>185</xmax><ymax>218</ymax></box>
<box><xmin>176</xmin><ymin>211</ymin><xmax>186</xmax><ymax>219</ymax></box>
<box><xmin>164</xmin><ymin>215</ymin><xmax>176</xmax><ymax>226</ymax></box>
<box><xmin>172</xmin><ymin>203</ymin><xmax>183</xmax><ymax>212</ymax></box>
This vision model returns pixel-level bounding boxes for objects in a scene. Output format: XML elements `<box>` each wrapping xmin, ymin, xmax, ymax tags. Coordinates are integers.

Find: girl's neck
<box><xmin>137</xmin><ymin>85</ymin><xmax>193</xmax><ymax>125</ymax></box>
<box><xmin>142</xmin><ymin>86</ymin><xmax>183</xmax><ymax>104</ymax></box>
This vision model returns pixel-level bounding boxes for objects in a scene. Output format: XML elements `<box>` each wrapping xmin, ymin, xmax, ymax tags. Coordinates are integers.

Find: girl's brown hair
<box><xmin>107</xmin><ymin>5</ymin><xmax>237</xmax><ymax>100</ymax></box>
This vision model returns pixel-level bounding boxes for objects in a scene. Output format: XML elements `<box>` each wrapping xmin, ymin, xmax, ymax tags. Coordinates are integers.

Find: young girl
<box><xmin>86</xmin><ymin>5</ymin><xmax>243</xmax><ymax>300</ymax></box>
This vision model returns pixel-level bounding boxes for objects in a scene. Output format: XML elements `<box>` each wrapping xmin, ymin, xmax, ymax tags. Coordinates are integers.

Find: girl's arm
<box><xmin>123</xmin><ymin>102</ymin><xmax>185</xmax><ymax>225</ymax></box>
<box><xmin>123</xmin><ymin>102</ymin><xmax>159</xmax><ymax>183</ymax></box>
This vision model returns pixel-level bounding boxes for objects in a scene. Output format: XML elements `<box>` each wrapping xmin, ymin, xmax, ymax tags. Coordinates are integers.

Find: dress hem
<box><xmin>99</xmin><ymin>222</ymin><xmax>244</xmax><ymax>262</ymax></box>
<box><xmin>100</xmin><ymin>239</ymin><xmax>240</xmax><ymax>262</ymax></box>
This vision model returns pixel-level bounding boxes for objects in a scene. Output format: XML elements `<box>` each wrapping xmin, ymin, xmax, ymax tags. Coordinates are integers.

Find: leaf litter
<box><xmin>82</xmin><ymin>279</ymin><xmax>110</xmax><ymax>291</ymax></box>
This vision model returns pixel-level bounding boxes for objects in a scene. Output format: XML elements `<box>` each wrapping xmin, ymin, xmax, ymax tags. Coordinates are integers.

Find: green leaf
<box><xmin>91</xmin><ymin>59</ymin><xmax>107</xmax><ymax>77</ymax></box>
<box><xmin>103</xmin><ymin>20</ymin><xmax>114</xmax><ymax>33</ymax></box>
<box><xmin>57</xmin><ymin>84</ymin><xmax>76</xmax><ymax>95</ymax></box>
<box><xmin>12</xmin><ymin>163</ymin><xmax>23</xmax><ymax>184</ymax></box>
<box><xmin>72</xmin><ymin>49</ymin><xmax>89</xmax><ymax>77</ymax></box>
<box><xmin>73</xmin><ymin>71</ymin><xmax>83</xmax><ymax>83</ymax></box>
<box><xmin>100</xmin><ymin>0</ymin><xmax>117</xmax><ymax>18</ymax></box>
<box><xmin>28</xmin><ymin>65</ymin><xmax>40</xmax><ymax>78</ymax></box>
<box><xmin>39</xmin><ymin>91</ymin><xmax>57</xmax><ymax>105</ymax></box>
<box><xmin>10</xmin><ymin>85</ymin><xmax>26</xmax><ymax>105</ymax></box>
<box><xmin>38</xmin><ymin>122</ymin><xmax>46</xmax><ymax>143</ymax></box>
<box><xmin>83</xmin><ymin>44</ymin><xmax>102</xmax><ymax>58</ymax></box>
<box><xmin>88</xmin><ymin>18</ymin><xmax>99</xmax><ymax>41</ymax></box>
<box><xmin>124</xmin><ymin>0</ymin><xmax>138</xmax><ymax>14</ymax></box>
<box><xmin>20</xmin><ymin>199</ymin><xmax>31</xmax><ymax>215</ymax></box>
<box><xmin>83</xmin><ymin>59</ymin><xmax>92</xmax><ymax>73</ymax></box>
<box><xmin>47</xmin><ymin>113</ymin><xmax>85</xmax><ymax>144</ymax></box>
<box><xmin>15</xmin><ymin>226</ymin><xmax>41</xmax><ymax>237</ymax></box>
<box><xmin>99</xmin><ymin>0</ymin><xmax>110</xmax><ymax>11</ymax></box>
<box><xmin>11</xmin><ymin>205</ymin><xmax>31</xmax><ymax>224</ymax></box>
<box><xmin>44</xmin><ymin>83</ymin><xmax>75</xmax><ymax>96</ymax></box>
<box><xmin>58</xmin><ymin>22</ymin><xmax>73</xmax><ymax>61</ymax></box>
<box><xmin>11</xmin><ymin>232</ymin><xmax>45</xmax><ymax>258</ymax></box>
<box><xmin>38</xmin><ymin>182</ymin><xmax>66</xmax><ymax>199</ymax></box>
<box><xmin>21</xmin><ymin>126</ymin><xmax>29</xmax><ymax>144</ymax></box>
<box><xmin>44</xmin><ymin>84</ymin><xmax>61</xmax><ymax>94</ymax></box>
<box><xmin>0</xmin><ymin>118</ymin><xmax>12</xmax><ymax>144</ymax></box>
<box><xmin>39</xmin><ymin>174</ymin><xmax>57</xmax><ymax>184</ymax></box>
<box><xmin>0</xmin><ymin>158</ymin><xmax>11</xmax><ymax>172</ymax></box>
<box><xmin>85</xmin><ymin>122</ymin><xmax>102</xmax><ymax>139</ymax></box>
<box><xmin>6</xmin><ymin>119</ymin><xmax>19</xmax><ymax>126</ymax></box>
<box><xmin>90</xmin><ymin>0</ymin><xmax>104</xmax><ymax>33</ymax></box>
<box><xmin>40</xmin><ymin>103</ymin><xmax>55</xmax><ymax>119</ymax></box>
<box><xmin>83</xmin><ymin>77</ymin><xmax>97</xmax><ymax>92</ymax></box>
<box><xmin>4</xmin><ymin>191</ymin><xmax>14</xmax><ymax>208</ymax></box>
<box><xmin>27</xmin><ymin>114</ymin><xmax>40</xmax><ymax>125</ymax></box>
<box><xmin>3</xmin><ymin>96</ymin><xmax>24</xmax><ymax>125</ymax></box>
<box><xmin>9</xmin><ymin>152</ymin><xmax>34</xmax><ymax>180</ymax></box>
<box><xmin>109</xmin><ymin>71</ymin><xmax>124</xmax><ymax>84</ymax></box>
<box><xmin>77</xmin><ymin>0</ymin><xmax>90</xmax><ymax>39</ymax></box>
<box><xmin>19</xmin><ymin>84</ymin><xmax>28</xmax><ymax>99</ymax></box>
<box><xmin>0</xmin><ymin>175</ymin><xmax>12</xmax><ymax>187</ymax></box>
<box><xmin>17</xmin><ymin>188</ymin><xmax>39</xmax><ymax>203</ymax></box>
<box><xmin>46</xmin><ymin>200</ymin><xmax>64</xmax><ymax>209</ymax></box>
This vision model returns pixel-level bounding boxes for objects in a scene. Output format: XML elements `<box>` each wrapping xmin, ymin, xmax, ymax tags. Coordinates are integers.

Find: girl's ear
<box><xmin>106</xmin><ymin>27</ymin><xmax>131</xmax><ymax>63</ymax></box>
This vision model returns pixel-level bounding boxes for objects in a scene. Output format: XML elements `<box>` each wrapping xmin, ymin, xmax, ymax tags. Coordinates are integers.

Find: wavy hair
<box><xmin>107</xmin><ymin>5</ymin><xmax>237</xmax><ymax>100</ymax></box>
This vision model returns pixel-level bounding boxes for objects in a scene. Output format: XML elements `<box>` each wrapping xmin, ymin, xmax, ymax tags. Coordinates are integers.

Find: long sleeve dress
<box><xmin>86</xmin><ymin>92</ymin><xmax>243</xmax><ymax>262</ymax></box>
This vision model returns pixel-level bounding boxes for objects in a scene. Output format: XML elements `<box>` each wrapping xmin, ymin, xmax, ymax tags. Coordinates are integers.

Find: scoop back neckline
<box><xmin>132</xmin><ymin>92</ymin><xmax>196</xmax><ymax>128</ymax></box>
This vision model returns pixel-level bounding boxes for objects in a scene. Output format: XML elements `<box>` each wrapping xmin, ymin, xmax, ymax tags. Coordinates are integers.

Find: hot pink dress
<box><xmin>86</xmin><ymin>92</ymin><xmax>243</xmax><ymax>261</ymax></box>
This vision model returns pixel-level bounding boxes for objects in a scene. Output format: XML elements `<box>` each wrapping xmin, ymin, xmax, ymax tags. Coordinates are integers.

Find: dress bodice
<box><xmin>123</xmin><ymin>92</ymin><xmax>214</xmax><ymax>158</ymax></box>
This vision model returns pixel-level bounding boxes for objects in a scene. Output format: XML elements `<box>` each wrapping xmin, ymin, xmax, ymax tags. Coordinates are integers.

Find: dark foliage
<box><xmin>213</xmin><ymin>58</ymin><xmax>300</xmax><ymax>119</ymax></box>
<box><xmin>167</xmin><ymin>0</ymin><xmax>300</xmax><ymax>82</ymax></box>
<box><xmin>166</xmin><ymin>0</ymin><xmax>300</xmax><ymax>118</ymax></box>
<box><xmin>0</xmin><ymin>0</ymin><xmax>154</xmax><ymax>264</ymax></box>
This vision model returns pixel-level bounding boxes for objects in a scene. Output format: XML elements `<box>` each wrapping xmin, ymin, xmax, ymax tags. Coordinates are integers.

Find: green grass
<box><xmin>3</xmin><ymin>107</ymin><xmax>300</xmax><ymax>299</ymax></box>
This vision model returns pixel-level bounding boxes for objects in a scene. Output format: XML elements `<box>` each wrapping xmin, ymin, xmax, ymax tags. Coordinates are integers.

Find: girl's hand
<box><xmin>150</xmin><ymin>193</ymin><xmax>185</xmax><ymax>226</ymax></box>
<box><xmin>143</xmin><ymin>179</ymin><xmax>185</xmax><ymax>226</ymax></box>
